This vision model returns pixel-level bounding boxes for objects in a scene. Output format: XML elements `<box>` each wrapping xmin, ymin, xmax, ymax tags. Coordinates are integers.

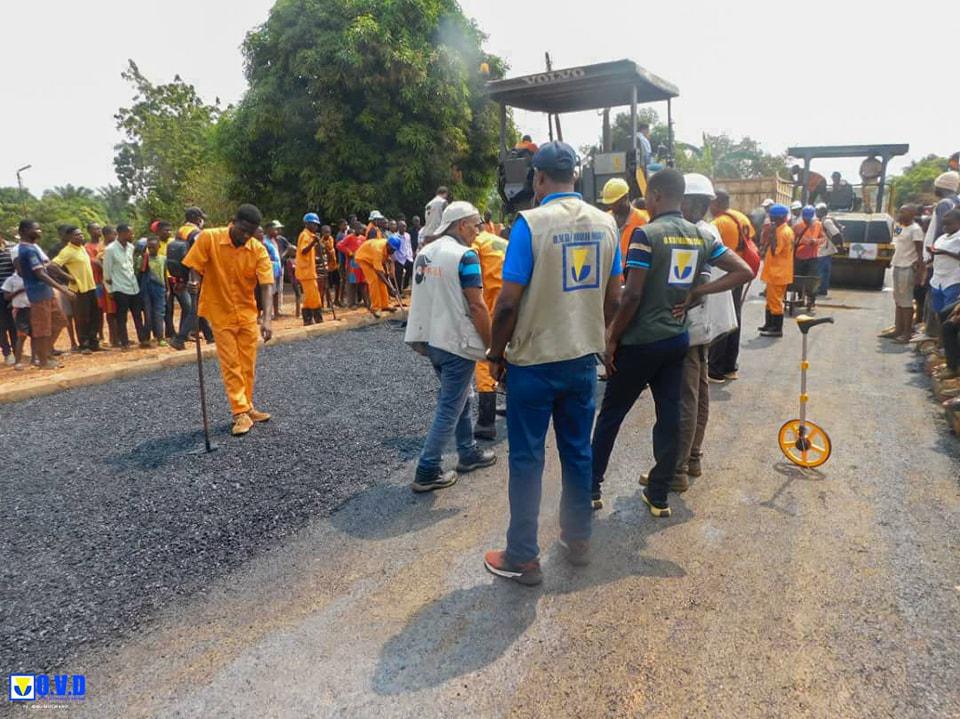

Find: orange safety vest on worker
<box><xmin>366</xmin><ymin>224</ymin><xmax>384</xmax><ymax>240</ymax></box>
<box><xmin>472</xmin><ymin>231</ymin><xmax>506</xmax><ymax>393</ymax></box>
<box><xmin>355</xmin><ymin>237</ymin><xmax>392</xmax><ymax>311</ymax></box>
<box><xmin>182</xmin><ymin>226</ymin><xmax>274</xmax><ymax>417</ymax></box>
<box><xmin>295</xmin><ymin>229</ymin><xmax>321</xmax><ymax>310</ymax></box>
<box><xmin>792</xmin><ymin>219</ymin><xmax>824</xmax><ymax>261</ymax></box>
<box><xmin>613</xmin><ymin>207</ymin><xmax>649</xmax><ymax>267</ymax></box>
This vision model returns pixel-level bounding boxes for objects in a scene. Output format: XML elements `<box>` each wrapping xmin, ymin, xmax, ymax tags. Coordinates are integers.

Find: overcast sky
<box><xmin>2</xmin><ymin>0</ymin><xmax>955</xmax><ymax>195</ymax></box>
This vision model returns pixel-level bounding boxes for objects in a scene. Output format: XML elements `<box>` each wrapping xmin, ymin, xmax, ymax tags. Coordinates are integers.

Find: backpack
<box><xmin>165</xmin><ymin>238</ymin><xmax>191</xmax><ymax>280</ymax></box>
<box><xmin>720</xmin><ymin>212</ymin><xmax>760</xmax><ymax>276</ymax></box>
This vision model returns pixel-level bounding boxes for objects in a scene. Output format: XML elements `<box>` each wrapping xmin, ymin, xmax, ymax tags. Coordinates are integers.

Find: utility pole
<box><xmin>16</xmin><ymin>164</ymin><xmax>31</xmax><ymax>216</ymax></box>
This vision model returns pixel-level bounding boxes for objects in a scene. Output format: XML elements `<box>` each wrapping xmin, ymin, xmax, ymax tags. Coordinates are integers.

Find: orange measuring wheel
<box><xmin>778</xmin><ymin>419</ymin><xmax>832</xmax><ymax>468</ymax></box>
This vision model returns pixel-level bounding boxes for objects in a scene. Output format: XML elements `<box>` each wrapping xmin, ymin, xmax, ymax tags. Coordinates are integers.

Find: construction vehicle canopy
<box><xmin>786</xmin><ymin>143</ymin><xmax>910</xmax><ymax>290</ymax></box>
<box><xmin>486</xmin><ymin>59</ymin><xmax>679</xmax><ymax>213</ymax></box>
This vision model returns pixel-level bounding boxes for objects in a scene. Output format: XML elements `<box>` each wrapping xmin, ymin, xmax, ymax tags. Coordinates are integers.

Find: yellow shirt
<box><xmin>355</xmin><ymin>237</ymin><xmax>390</xmax><ymax>268</ymax></box>
<box><xmin>52</xmin><ymin>242</ymin><xmax>96</xmax><ymax>293</ymax></box>
<box><xmin>322</xmin><ymin>236</ymin><xmax>339</xmax><ymax>270</ymax></box>
<box><xmin>295</xmin><ymin>229</ymin><xmax>318</xmax><ymax>281</ymax></box>
<box><xmin>158</xmin><ymin>237</ymin><xmax>170</xmax><ymax>257</ymax></box>
<box><xmin>182</xmin><ymin>226</ymin><xmax>274</xmax><ymax>328</ymax></box>
<box><xmin>472</xmin><ymin>231</ymin><xmax>506</xmax><ymax>308</ymax></box>
<box><xmin>712</xmin><ymin>209</ymin><xmax>755</xmax><ymax>253</ymax></box>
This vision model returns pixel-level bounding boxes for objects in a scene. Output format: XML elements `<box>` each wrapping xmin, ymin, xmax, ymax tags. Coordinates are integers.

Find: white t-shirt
<box><xmin>891</xmin><ymin>223</ymin><xmax>924</xmax><ymax>268</ymax></box>
<box><xmin>931</xmin><ymin>231</ymin><xmax>960</xmax><ymax>289</ymax></box>
<box><xmin>1</xmin><ymin>273</ymin><xmax>30</xmax><ymax>308</ymax></box>
<box><xmin>423</xmin><ymin>195</ymin><xmax>448</xmax><ymax>236</ymax></box>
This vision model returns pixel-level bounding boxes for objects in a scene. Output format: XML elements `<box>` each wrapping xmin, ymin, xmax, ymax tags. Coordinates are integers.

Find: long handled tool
<box><xmin>323</xmin><ymin>280</ymin><xmax>338</xmax><ymax>321</ymax></box>
<box><xmin>388</xmin><ymin>276</ymin><xmax>406</xmax><ymax>311</ymax></box>
<box><xmin>194</xmin><ymin>324</ymin><xmax>216</xmax><ymax>453</ymax></box>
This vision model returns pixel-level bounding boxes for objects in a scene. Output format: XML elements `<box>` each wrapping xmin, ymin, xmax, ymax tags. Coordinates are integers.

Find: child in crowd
<box><xmin>1</xmin><ymin>268</ymin><xmax>30</xmax><ymax>369</ymax></box>
<box><xmin>320</xmin><ymin>225</ymin><xmax>341</xmax><ymax>308</ymax></box>
<box><xmin>140</xmin><ymin>236</ymin><xmax>168</xmax><ymax>346</ymax></box>
<box><xmin>881</xmin><ymin>205</ymin><xmax>924</xmax><ymax>343</ymax></box>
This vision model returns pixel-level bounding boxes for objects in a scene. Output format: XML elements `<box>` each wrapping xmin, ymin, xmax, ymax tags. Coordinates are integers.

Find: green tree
<box><xmin>96</xmin><ymin>184</ymin><xmax>136</xmax><ymax>225</ymax></box>
<box><xmin>221</xmin><ymin>0</ymin><xmax>505</xmax><ymax>227</ymax></box>
<box><xmin>114</xmin><ymin>60</ymin><xmax>223</xmax><ymax>227</ymax></box>
<box><xmin>889</xmin><ymin>155</ymin><xmax>949</xmax><ymax>206</ymax></box>
<box><xmin>45</xmin><ymin>184</ymin><xmax>96</xmax><ymax>201</ymax></box>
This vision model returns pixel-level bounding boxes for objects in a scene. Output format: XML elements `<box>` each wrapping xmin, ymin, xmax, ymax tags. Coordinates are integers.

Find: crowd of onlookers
<box><xmin>0</xmin><ymin>194</ymin><xmax>511</xmax><ymax>373</ymax></box>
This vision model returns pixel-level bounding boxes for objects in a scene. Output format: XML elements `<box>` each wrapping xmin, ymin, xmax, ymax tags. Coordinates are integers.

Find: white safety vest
<box><xmin>404</xmin><ymin>235</ymin><xmax>485</xmax><ymax>360</ymax></box>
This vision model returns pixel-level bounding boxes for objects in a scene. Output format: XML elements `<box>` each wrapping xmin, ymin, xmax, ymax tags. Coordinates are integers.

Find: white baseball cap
<box><xmin>434</xmin><ymin>201</ymin><xmax>481</xmax><ymax>237</ymax></box>
<box><xmin>761</xmin><ymin>198</ymin><xmax>774</xmax><ymax>208</ymax></box>
<box><xmin>790</xmin><ymin>201</ymin><xmax>803</xmax><ymax>210</ymax></box>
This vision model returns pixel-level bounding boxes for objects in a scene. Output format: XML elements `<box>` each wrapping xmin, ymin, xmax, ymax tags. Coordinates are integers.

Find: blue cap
<box><xmin>387</xmin><ymin>236</ymin><xmax>401</xmax><ymax>252</ymax></box>
<box><xmin>769</xmin><ymin>203</ymin><xmax>789</xmax><ymax>219</ymax></box>
<box><xmin>802</xmin><ymin>205</ymin><xmax>816</xmax><ymax>220</ymax></box>
<box><xmin>303</xmin><ymin>212</ymin><xmax>320</xmax><ymax>224</ymax></box>
<box><xmin>531</xmin><ymin>141</ymin><xmax>578</xmax><ymax>172</ymax></box>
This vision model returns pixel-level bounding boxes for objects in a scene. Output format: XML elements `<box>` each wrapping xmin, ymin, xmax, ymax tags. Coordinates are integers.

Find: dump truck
<box><xmin>485</xmin><ymin>59</ymin><xmax>679</xmax><ymax>213</ymax></box>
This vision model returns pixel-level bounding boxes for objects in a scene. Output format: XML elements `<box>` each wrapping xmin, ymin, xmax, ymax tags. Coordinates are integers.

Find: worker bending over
<box><xmin>355</xmin><ymin>234</ymin><xmax>400</xmax><ymax>318</ymax></box>
<box><xmin>183</xmin><ymin>204</ymin><xmax>275</xmax><ymax>437</ymax></box>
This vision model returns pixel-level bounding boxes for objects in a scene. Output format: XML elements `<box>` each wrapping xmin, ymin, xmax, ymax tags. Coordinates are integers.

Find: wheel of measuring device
<box><xmin>778</xmin><ymin>419</ymin><xmax>832</xmax><ymax>468</ymax></box>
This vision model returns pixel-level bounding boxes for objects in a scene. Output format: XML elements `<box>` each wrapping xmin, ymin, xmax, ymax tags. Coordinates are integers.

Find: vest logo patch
<box><xmin>668</xmin><ymin>248</ymin><xmax>699</xmax><ymax>287</ymax></box>
<box><xmin>562</xmin><ymin>241</ymin><xmax>600</xmax><ymax>292</ymax></box>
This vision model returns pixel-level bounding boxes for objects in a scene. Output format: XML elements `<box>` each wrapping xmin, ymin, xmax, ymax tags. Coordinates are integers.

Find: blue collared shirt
<box><xmin>502</xmin><ymin>192</ymin><xmax>623</xmax><ymax>285</ymax></box>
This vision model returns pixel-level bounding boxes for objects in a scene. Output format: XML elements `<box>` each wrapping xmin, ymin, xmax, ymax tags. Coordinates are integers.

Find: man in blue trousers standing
<box><xmin>483</xmin><ymin>141</ymin><xmax>622</xmax><ymax>586</ymax></box>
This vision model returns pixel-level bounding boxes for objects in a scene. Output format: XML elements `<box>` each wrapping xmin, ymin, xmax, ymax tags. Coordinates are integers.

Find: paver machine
<box><xmin>485</xmin><ymin>59</ymin><xmax>679</xmax><ymax>213</ymax></box>
<box><xmin>788</xmin><ymin>144</ymin><xmax>910</xmax><ymax>290</ymax></box>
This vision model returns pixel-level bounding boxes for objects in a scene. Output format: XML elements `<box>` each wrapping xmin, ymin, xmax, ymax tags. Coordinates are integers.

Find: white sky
<box><xmin>2</xmin><ymin>0</ymin><xmax>955</xmax><ymax>194</ymax></box>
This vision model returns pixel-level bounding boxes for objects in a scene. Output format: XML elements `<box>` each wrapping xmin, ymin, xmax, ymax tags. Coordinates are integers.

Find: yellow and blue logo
<box><xmin>562</xmin><ymin>242</ymin><xmax>600</xmax><ymax>292</ymax></box>
<box><xmin>668</xmin><ymin>248</ymin><xmax>700</xmax><ymax>287</ymax></box>
<box><xmin>9</xmin><ymin>675</ymin><xmax>34</xmax><ymax>702</ymax></box>
<box><xmin>7</xmin><ymin>673</ymin><xmax>86</xmax><ymax>702</ymax></box>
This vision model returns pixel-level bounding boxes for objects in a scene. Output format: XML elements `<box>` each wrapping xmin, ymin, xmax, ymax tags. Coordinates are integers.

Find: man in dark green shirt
<box><xmin>590</xmin><ymin>169</ymin><xmax>753</xmax><ymax>517</ymax></box>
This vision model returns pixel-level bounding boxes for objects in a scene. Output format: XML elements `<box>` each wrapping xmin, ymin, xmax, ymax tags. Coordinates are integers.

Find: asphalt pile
<box><xmin>0</xmin><ymin>324</ymin><xmax>438</xmax><ymax>673</ymax></box>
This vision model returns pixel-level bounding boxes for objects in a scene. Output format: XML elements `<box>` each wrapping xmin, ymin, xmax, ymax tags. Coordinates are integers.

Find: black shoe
<box><xmin>456</xmin><ymin>448</ymin><xmax>497</xmax><ymax>473</ymax></box>
<box><xmin>558</xmin><ymin>538</ymin><xmax>590</xmax><ymax>566</ymax></box>
<box><xmin>314</xmin><ymin>308</ymin><xmax>324</xmax><ymax>323</ymax></box>
<box><xmin>168</xmin><ymin>338</ymin><xmax>186</xmax><ymax>351</ymax></box>
<box><xmin>760</xmin><ymin>313</ymin><xmax>784</xmax><ymax>337</ymax></box>
<box><xmin>411</xmin><ymin>470</ymin><xmax>458</xmax><ymax>493</ymax></box>
<box><xmin>640</xmin><ymin>488</ymin><xmax>671</xmax><ymax>518</ymax></box>
<box><xmin>757</xmin><ymin>308</ymin><xmax>773</xmax><ymax>332</ymax></box>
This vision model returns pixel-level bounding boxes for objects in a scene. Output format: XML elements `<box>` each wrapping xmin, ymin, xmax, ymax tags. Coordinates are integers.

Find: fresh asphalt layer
<box><xmin>4</xmin><ymin>288</ymin><xmax>960</xmax><ymax>718</ymax></box>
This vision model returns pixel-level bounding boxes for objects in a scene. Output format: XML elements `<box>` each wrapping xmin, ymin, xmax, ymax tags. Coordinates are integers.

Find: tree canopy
<box><xmin>889</xmin><ymin>155</ymin><xmax>949</xmax><ymax>206</ymax></box>
<box><xmin>220</xmin><ymin>0</ymin><xmax>505</xmax><ymax>227</ymax></box>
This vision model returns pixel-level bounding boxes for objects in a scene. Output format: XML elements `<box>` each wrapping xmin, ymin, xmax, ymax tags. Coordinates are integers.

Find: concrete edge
<box><xmin>0</xmin><ymin>313</ymin><xmax>387</xmax><ymax>405</ymax></box>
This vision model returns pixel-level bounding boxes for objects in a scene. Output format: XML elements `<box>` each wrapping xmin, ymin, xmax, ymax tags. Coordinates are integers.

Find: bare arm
<box><xmin>603</xmin><ymin>276</ymin><xmax>622</xmax><ymax>327</ymax></box>
<box><xmin>606</xmin><ymin>267</ymin><xmax>647</xmax><ymax>349</ymax></box>
<box><xmin>489</xmin><ymin>280</ymin><xmax>525</xmax><ymax>359</ymax></box>
<box><xmin>259</xmin><ymin>284</ymin><xmax>273</xmax><ymax>340</ymax></box>
<box><xmin>463</xmin><ymin>285</ymin><xmax>491</xmax><ymax>349</ymax></box>
<box><xmin>34</xmin><ymin>266</ymin><xmax>75</xmax><ymax>299</ymax></box>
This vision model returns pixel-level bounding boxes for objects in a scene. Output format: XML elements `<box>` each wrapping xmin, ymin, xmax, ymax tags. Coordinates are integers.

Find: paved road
<box><xmin>8</xmin><ymin>288</ymin><xmax>960</xmax><ymax>718</ymax></box>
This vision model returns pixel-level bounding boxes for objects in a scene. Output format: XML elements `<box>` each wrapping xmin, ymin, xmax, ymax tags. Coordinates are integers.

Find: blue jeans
<box><xmin>415</xmin><ymin>346</ymin><xmax>479</xmax><ymax>480</ymax></box>
<box><xmin>141</xmin><ymin>279</ymin><xmax>166</xmax><ymax>341</ymax></box>
<box><xmin>505</xmin><ymin>355</ymin><xmax>597</xmax><ymax>564</ymax></box>
<box><xmin>816</xmin><ymin>256</ymin><xmax>832</xmax><ymax>296</ymax></box>
<box><xmin>172</xmin><ymin>286</ymin><xmax>214</xmax><ymax>343</ymax></box>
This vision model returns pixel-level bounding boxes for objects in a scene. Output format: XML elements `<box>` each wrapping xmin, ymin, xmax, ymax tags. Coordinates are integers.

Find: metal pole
<box><xmin>801</xmin><ymin>157</ymin><xmax>811</xmax><ymax>204</ymax></box>
<box><xmin>877</xmin><ymin>155</ymin><xmax>890</xmax><ymax>213</ymax></box>
<box><xmin>631</xmin><ymin>85</ymin><xmax>638</xmax><ymax>152</ymax></box>
<box><xmin>799</xmin><ymin>333</ymin><xmax>808</xmax><ymax>427</ymax></box>
<box><xmin>16</xmin><ymin>164</ymin><xmax>31</xmax><ymax>216</ymax></box>
<box><xmin>195</xmin><ymin>326</ymin><xmax>213</xmax><ymax>452</ymax></box>
<box><xmin>498</xmin><ymin>104</ymin><xmax>507</xmax><ymax>158</ymax></box>
<box><xmin>602</xmin><ymin>109</ymin><xmax>611</xmax><ymax>153</ymax></box>
<box><xmin>666</xmin><ymin>98</ymin><xmax>675</xmax><ymax>167</ymax></box>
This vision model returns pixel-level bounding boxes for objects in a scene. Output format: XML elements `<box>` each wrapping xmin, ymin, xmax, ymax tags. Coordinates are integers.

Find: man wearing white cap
<box><xmin>789</xmin><ymin>200</ymin><xmax>803</xmax><ymax>229</ymax></box>
<box><xmin>422</xmin><ymin>186</ymin><xmax>450</xmax><ymax>245</ymax></box>
<box><xmin>405</xmin><ymin>200</ymin><xmax>497</xmax><ymax>493</ymax></box>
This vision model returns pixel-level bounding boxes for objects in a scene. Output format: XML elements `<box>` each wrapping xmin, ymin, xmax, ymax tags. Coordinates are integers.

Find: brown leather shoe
<box><xmin>231</xmin><ymin>413</ymin><xmax>254</xmax><ymax>436</ymax></box>
<box><xmin>247</xmin><ymin>408</ymin><xmax>272</xmax><ymax>423</ymax></box>
<box><xmin>639</xmin><ymin>472</ymin><xmax>689</xmax><ymax>493</ymax></box>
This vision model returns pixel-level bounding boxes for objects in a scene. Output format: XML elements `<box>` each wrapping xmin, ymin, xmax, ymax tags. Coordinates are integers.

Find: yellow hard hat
<box><xmin>601</xmin><ymin>177</ymin><xmax>630</xmax><ymax>205</ymax></box>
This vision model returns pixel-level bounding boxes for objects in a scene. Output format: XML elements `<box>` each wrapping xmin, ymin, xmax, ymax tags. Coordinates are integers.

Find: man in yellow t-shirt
<box><xmin>183</xmin><ymin>204</ymin><xmax>275</xmax><ymax>437</ymax></box>
<box><xmin>52</xmin><ymin>224</ymin><xmax>99</xmax><ymax>353</ymax></box>
<box><xmin>471</xmin><ymin>230</ymin><xmax>507</xmax><ymax>439</ymax></box>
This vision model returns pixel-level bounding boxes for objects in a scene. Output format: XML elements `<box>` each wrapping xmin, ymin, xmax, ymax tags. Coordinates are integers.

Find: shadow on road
<box><xmin>330</xmin><ymin>483</ymin><xmax>461</xmax><ymax>540</ymax></box>
<box><xmin>372</xmin><ymin>489</ymin><xmax>689</xmax><ymax>695</ymax></box>
<box><xmin>760</xmin><ymin>462</ymin><xmax>828</xmax><ymax>517</ymax></box>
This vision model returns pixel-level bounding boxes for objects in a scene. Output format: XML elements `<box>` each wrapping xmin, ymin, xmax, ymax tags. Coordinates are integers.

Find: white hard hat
<box><xmin>934</xmin><ymin>171</ymin><xmax>960</xmax><ymax>193</ymax></box>
<box><xmin>761</xmin><ymin>198</ymin><xmax>774</xmax><ymax>208</ymax></box>
<box><xmin>790</xmin><ymin>201</ymin><xmax>803</xmax><ymax>210</ymax></box>
<box><xmin>368</xmin><ymin>210</ymin><xmax>385</xmax><ymax>221</ymax></box>
<box><xmin>683</xmin><ymin>173</ymin><xmax>715</xmax><ymax>199</ymax></box>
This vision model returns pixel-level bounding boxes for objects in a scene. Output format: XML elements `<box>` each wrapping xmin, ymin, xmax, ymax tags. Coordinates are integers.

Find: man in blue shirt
<box><xmin>591</xmin><ymin>169</ymin><xmax>753</xmax><ymax>517</ymax></box>
<box><xmin>483</xmin><ymin>142</ymin><xmax>622</xmax><ymax>585</ymax></box>
<box><xmin>15</xmin><ymin>219</ymin><xmax>75</xmax><ymax>369</ymax></box>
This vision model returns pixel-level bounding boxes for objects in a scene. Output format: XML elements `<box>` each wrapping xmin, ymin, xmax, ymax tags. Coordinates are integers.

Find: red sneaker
<box><xmin>483</xmin><ymin>550</ymin><xmax>542</xmax><ymax>586</ymax></box>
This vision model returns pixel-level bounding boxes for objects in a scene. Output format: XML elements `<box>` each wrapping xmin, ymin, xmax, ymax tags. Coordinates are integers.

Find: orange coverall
<box><xmin>760</xmin><ymin>222</ymin><xmax>795</xmax><ymax>316</ymax></box>
<box><xmin>472</xmin><ymin>232</ymin><xmax>506</xmax><ymax>392</ymax></box>
<box><xmin>295</xmin><ymin>229</ymin><xmax>321</xmax><ymax>310</ymax></box>
<box><xmin>355</xmin><ymin>238</ymin><xmax>392</xmax><ymax>311</ymax></box>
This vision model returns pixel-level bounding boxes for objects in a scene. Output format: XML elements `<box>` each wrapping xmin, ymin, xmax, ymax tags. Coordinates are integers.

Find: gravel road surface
<box><xmin>4</xmin><ymin>289</ymin><xmax>960</xmax><ymax>718</ymax></box>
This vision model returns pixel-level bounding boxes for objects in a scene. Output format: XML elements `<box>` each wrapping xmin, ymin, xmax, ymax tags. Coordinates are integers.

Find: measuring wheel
<box><xmin>778</xmin><ymin>419</ymin><xmax>832</xmax><ymax>468</ymax></box>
